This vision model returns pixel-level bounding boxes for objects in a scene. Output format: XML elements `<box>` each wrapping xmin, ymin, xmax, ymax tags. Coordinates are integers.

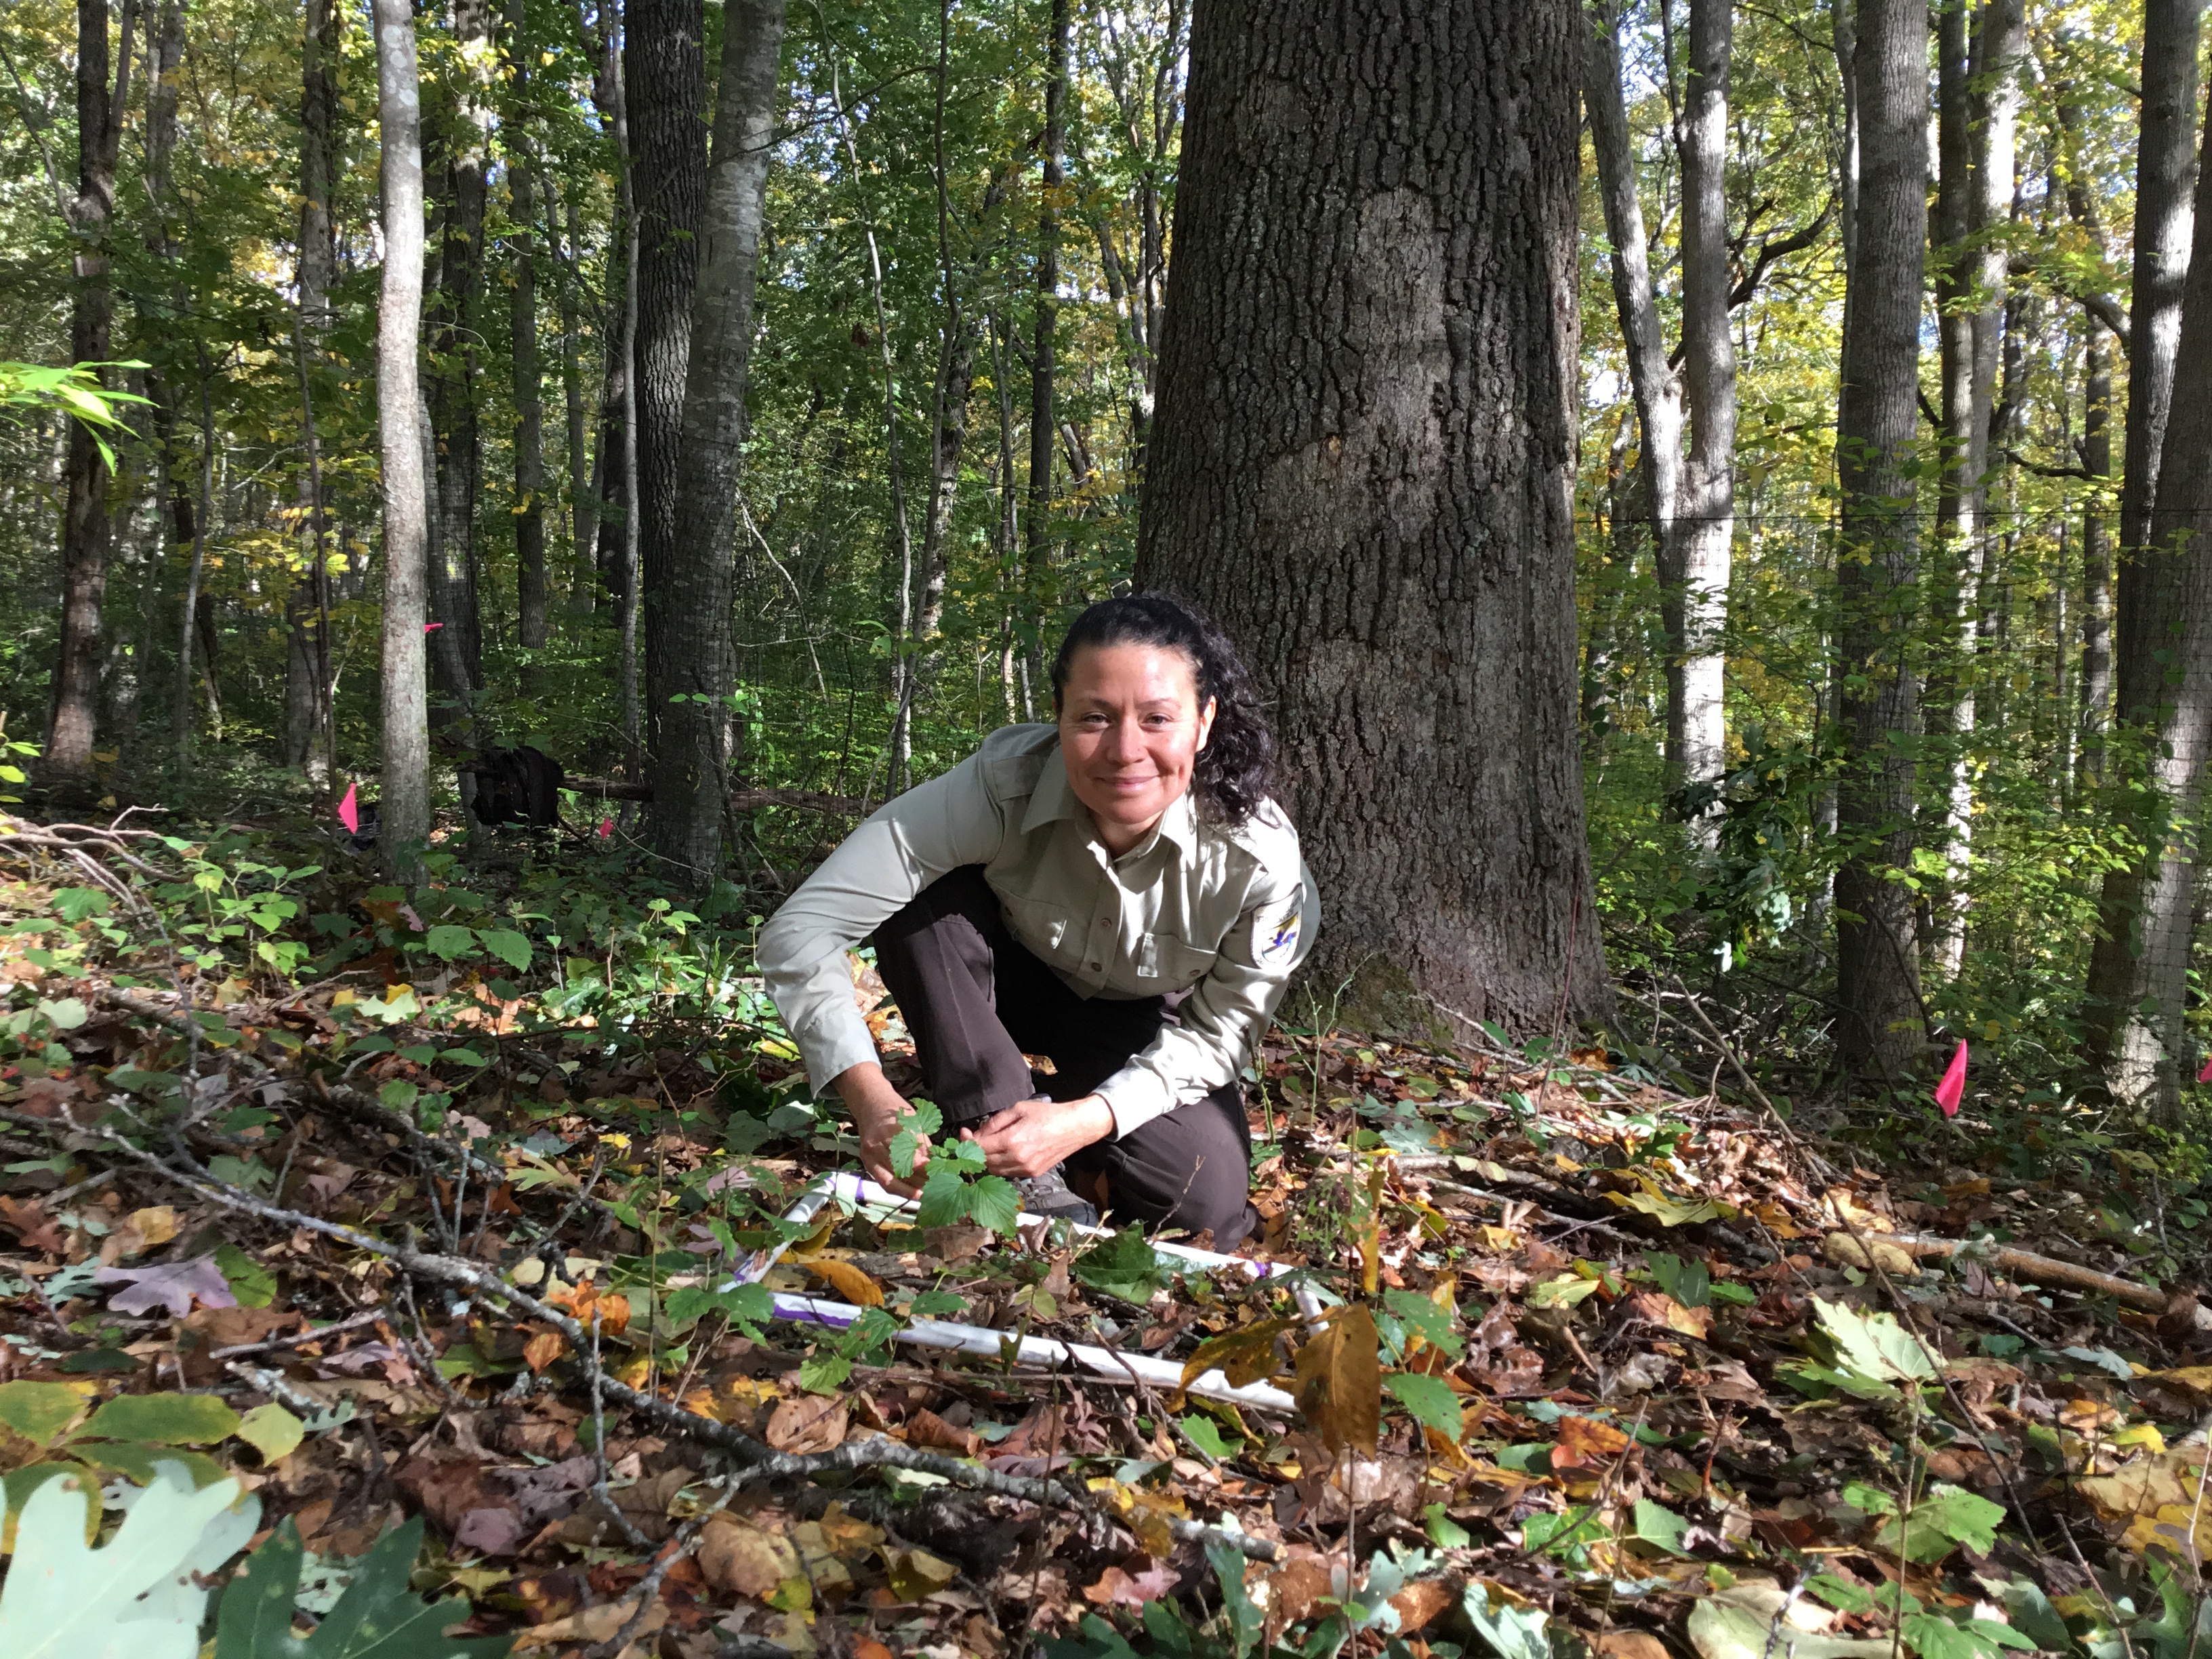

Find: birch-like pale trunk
<box><xmin>375</xmin><ymin>0</ymin><xmax>431</xmax><ymax>882</ymax></box>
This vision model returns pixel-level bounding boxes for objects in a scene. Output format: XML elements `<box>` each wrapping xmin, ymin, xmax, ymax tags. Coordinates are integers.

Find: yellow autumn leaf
<box><xmin>804</xmin><ymin>1258</ymin><xmax>886</xmax><ymax>1307</ymax></box>
<box><xmin>1294</xmin><ymin>1304</ymin><xmax>1381</xmax><ymax>1455</ymax></box>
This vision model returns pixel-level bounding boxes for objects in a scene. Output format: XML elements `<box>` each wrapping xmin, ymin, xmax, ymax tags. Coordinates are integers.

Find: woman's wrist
<box><xmin>1065</xmin><ymin>1093</ymin><xmax>1118</xmax><ymax>1146</ymax></box>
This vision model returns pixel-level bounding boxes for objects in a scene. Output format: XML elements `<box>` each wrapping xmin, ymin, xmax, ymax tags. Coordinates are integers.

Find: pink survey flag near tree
<box><xmin>337</xmin><ymin>781</ymin><xmax>359</xmax><ymax>834</ymax></box>
<box><xmin>1933</xmin><ymin>1040</ymin><xmax>1967</xmax><ymax>1117</ymax></box>
<box><xmin>2196</xmin><ymin>1054</ymin><xmax>2212</xmax><ymax>1084</ymax></box>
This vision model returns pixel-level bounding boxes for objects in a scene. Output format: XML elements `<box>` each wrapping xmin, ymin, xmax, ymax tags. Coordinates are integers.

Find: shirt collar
<box><xmin>1022</xmin><ymin>743</ymin><xmax>1201</xmax><ymax>864</ymax></box>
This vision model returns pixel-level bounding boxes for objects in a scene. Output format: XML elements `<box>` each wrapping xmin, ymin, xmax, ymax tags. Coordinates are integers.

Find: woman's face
<box><xmin>1057</xmin><ymin>642</ymin><xmax>1217</xmax><ymax>853</ymax></box>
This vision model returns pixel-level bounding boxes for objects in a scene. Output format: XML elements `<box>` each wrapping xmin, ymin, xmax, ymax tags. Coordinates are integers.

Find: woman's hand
<box><xmin>834</xmin><ymin>1063</ymin><xmax>930</xmax><ymax>1198</ymax></box>
<box><xmin>966</xmin><ymin>1095</ymin><xmax>1115</xmax><ymax>1179</ymax></box>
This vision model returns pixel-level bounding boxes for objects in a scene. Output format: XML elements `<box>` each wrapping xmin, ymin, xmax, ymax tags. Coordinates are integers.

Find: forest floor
<box><xmin>0</xmin><ymin>808</ymin><xmax>2208</xmax><ymax>1659</ymax></box>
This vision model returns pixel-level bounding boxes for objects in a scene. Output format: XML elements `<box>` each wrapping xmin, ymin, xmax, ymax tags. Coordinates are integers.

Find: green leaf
<box><xmin>663</xmin><ymin>1283</ymin><xmax>774</xmax><ymax>1333</ymax></box>
<box><xmin>1204</xmin><ymin>1536</ymin><xmax>1265</xmax><ymax>1658</ymax></box>
<box><xmin>216</xmin><ymin>1514</ymin><xmax>514</xmax><ymax>1658</ymax></box>
<box><xmin>235</xmin><ymin>1405</ymin><xmax>305</xmax><ymax>1465</ymax></box>
<box><xmin>474</xmin><ymin>929</ymin><xmax>531</xmax><ymax>972</ymax></box>
<box><xmin>1382</xmin><ymin>1286</ymin><xmax>1465</xmax><ymax>1358</ymax></box>
<box><xmin>1383</xmin><ymin>1372</ymin><xmax>1464</xmax><ymax>1439</ymax></box>
<box><xmin>1178</xmin><ymin>1414</ymin><xmax>1240</xmax><ymax>1460</ymax></box>
<box><xmin>34</xmin><ymin>998</ymin><xmax>88</xmax><ymax>1031</ymax></box>
<box><xmin>0</xmin><ymin>1462</ymin><xmax>259</xmax><ymax>1658</ymax></box>
<box><xmin>1073</xmin><ymin>1228</ymin><xmax>1169</xmax><ymax>1303</ymax></box>
<box><xmin>79</xmin><ymin>1391</ymin><xmax>242</xmax><ymax>1446</ymax></box>
<box><xmin>1632</xmin><ymin>1498</ymin><xmax>1692</xmax><ymax>1555</ymax></box>
<box><xmin>421</xmin><ymin>925</ymin><xmax>476</xmax><ymax>961</ymax></box>
<box><xmin>966</xmin><ymin>1174</ymin><xmax>1021</xmax><ymax>1236</ymax></box>
<box><xmin>1875</xmin><ymin>1484</ymin><xmax>2005</xmax><ymax>1561</ymax></box>
<box><xmin>907</xmin><ymin>1289</ymin><xmax>967</xmax><ymax>1317</ymax></box>
<box><xmin>1901</xmin><ymin>1613</ymin><xmax>2029</xmax><ymax>1659</ymax></box>
<box><xmin>0</xmin><ymin>1382</ymin><xmax>87</xmax><ymax>1446</ymax></box>
<box><xmin>1646</xmin><ymin>1251</ymin><xmax>1713</xmax><ymax>1308</ymax></box>
<box><xmin>1814</xmin><ymin>1296</ymin><xmax>1939</xmax><ymax>1385</ymax></box>
<box><xmin>216</xmin><ymin>1243</ymin><xmax>279</xmax><ymax>1309</ymax></box>
<box><xmin>1463</xmin><ymin>1584</ymin><xmax>1552</xmax><ymax>1659</ymax></box>
<box><xmin>797</xmin><ymin>1355</ymin><xmax>853</xmax><ymax>1394</ymax></box>
<box><xmin>914</xmin><ymin>1166</ymin><xmax>970</xmax><ymax>1229</ymax></box>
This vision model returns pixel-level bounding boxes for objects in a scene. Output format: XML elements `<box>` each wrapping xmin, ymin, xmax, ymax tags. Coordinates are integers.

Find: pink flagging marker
<box><xmin>2196</xmin><ymin>1054</ymin><xmax>2212</xmax><ymax>1084</ymax></box>
<box><xmin>597</xmin><ymin>817</ymin><xmax>613</xmax><ymax>840</ymax></box>
<box><xmin>337</xmin><ymin>781</ymin><xmax>360</xmax><ymax>834</ymax></box>
<box><xmin>1933</xmin><ymin>1040</ymin><xmax>1968</xmax><ymax>1118</ymax></box>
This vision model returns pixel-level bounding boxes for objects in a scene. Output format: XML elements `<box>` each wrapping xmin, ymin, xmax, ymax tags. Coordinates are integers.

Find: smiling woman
<box><xmin>756</xmin><ymin>593</ymin><xmax>1319</xmax><ymax>1248</ymax></box>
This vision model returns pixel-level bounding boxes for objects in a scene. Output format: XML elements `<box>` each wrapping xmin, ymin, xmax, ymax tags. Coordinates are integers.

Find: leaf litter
<box><xmin>0</xmin><ymin>833</ymin><xmax>2208</xmax><ymax>1656</ymax></box>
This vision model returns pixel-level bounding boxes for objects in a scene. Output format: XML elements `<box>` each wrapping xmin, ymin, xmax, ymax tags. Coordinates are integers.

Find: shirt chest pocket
<box><xmin>1138</xmin><ymin>930</ymin><xmax>1216</xmax><ymax>986</ymax></box>
<box><xmin>1002</xmin><ymin>896</ymin><xmax>1081</xmax><ymax>966</ymax></box>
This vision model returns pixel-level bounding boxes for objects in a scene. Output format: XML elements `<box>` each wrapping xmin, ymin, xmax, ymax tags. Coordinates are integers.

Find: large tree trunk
<box><xmin>2085</xmin><ymin>0</ymin><xmax>2206</xmax><ymax>1084</ymax></box>
<box><xmin>650</xmin><ymin>0</ymin><xmax>786</xmax><ymax>886</ymax></box>
<box><xmin>1832</xmin><ymin>0</ymin><xmax>1929</xmax><ymax>1084</ymax></box>
<box><xmin>506</xmin><ymin>0</ymin><xmax>548</xmax><ymax>651</ymax></box>
<box><xmin>47</xmin><ymin>0</ymin><xmax>137</xmax><ymax>777</ymax></box>
<box><xmin>626</xmin><ymin>0</ymin><xmax>708</xmax><ymax>758</ymax></box>
<box><xmin>2085</xmin><ymin>71</ymin><xmax>2212</xmax><ymax>1117</ymax></box>
<box><xmin>376</xmin><ymin>0</ymin><xmax>431</xmax><ymax>881</ymax></box>
<box><xmin>285</xmin><ymin>0</ymin><xmax>339</xmax><ymax>778</ymax></box>
<box><xmin>1673</xmin><ymin>0</ymin><xmax>1736</xmax><ymax>836</ymax></box>
<box><xmin>1581</xmin><ymin>0</ymin><xmax>1681</xmax><ymax>711</ymax></box>
<box><xmin>1134</xmin><ymin>0</ymin><xmax>1609</xmax><ymax>1038</ymax></box>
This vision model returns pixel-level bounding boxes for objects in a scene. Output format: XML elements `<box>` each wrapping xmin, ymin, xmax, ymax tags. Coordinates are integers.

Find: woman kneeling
<box><xmin>757</xmin><ymin>593</ymin><xmax>1317</xmax><ymax>1248</ymax></box>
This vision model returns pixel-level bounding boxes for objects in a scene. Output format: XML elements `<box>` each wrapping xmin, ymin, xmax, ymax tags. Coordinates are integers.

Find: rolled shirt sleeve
<box><xmin>756</xmin><ymin>754</ymin><xmax>1007</xmax><ymax>1092</ymax></box>
<box><xmin>1089</xmin><ymin>857</ymin><xmax>1315</xmax><ymax>1139</ymax></box>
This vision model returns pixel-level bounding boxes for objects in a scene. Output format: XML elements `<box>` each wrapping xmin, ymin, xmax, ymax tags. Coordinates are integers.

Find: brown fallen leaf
<box><xmin>521</xmin><ymin>1329</ymin><xmax>565</xmax><ymax>1373</ymax></box>
<box><xmin>1597</xmin><ymin>1632</ymin><xmax>1675</xmax><ymax>1659</ymax></box>
<box><xmin>510</xmin><ymin>1595</ymin><xmax>669</xmax><ymax>1651</ymax></box>
<box><xmin>1389</xmin><ymin>1578</ymin><xmax>1454</xmax><ymax>1633</ymax></box>
<box><xmin>764</xmin><ymin>1394</ymin><xmax>847</xmax><ymax>1454</ymax></box>
<box><xmin>1294</xmin><ymin>1305</ymin><xmax>1380</xmax><ymax>1455</ymax></box>
<box><xmin>1553</xmin><ymin>1413</ymin><xmax>1632</xmax><ymax>1470</ymax></box>
<box><xmin>700</xmin><ymin>1511</ymin><xmax>802</xmax><ymax>1599</ymax></box>
<box><xmin>1084</xmin><ymin>1559</ymin><xmax>1179</xmax><ymax>1607</ymax></box>
<box><xmin>1822</xmin><ymin>1232</ymin><xmax>1919</xmax><ymax>1276</ymax></box>
<box><xmin>905</xmin><ymin>1406</ymin><xmax>979</xmax><ymax>1456</ymax></box>
<box><xmin>1265</xmin><ymin>1555</ymin><xmax>1334</xmax><ymax>1625</ymax></box>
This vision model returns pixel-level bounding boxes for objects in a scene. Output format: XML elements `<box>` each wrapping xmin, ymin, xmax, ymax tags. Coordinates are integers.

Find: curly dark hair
<box><xmin>1049</xmin><ymin>592</ymin><xmax>1278</xmax><ymax>827</ymax></box>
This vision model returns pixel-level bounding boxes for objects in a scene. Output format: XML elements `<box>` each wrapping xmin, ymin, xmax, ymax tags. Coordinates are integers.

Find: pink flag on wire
<box><xmin>1933</xmin><ymin>1040</ymin><xmax>1968</xmax><ymax>1117</ymax></box>
<box><xmin>337</xmin><ymin>781</ymin><xmax>359</xmax><ymax>834</ymax></box>
<box><xmin>424</xmin><ymin>621</ymin><xmax>444</xmax><ymax>633</ymax></box>
<box><xmin>2196</xmin><ymin>1054</ymin><xmax>2212</xmax><ymax>1084</ymax></box>
<box><xmin>597</xmin><ymin>817</ymin><xmax>613</xmax><ymax>840</ymax></box>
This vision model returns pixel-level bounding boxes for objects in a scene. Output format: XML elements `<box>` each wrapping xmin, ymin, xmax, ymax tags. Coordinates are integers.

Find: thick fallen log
<box><xmin>566</xmin><ymin>779</ymin><xmax>865</xmax><ymax>814</ymax></box>
<box><xmin>1885</xmin><ymin>1231</ymin><xmax>2212</xmax><ymax>1328</ymax></box>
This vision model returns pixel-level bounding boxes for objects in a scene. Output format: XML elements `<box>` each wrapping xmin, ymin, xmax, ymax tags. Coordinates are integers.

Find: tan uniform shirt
<box><xmin>757</xmin><ymin>723</ymin><xmax>1318</xmax><ymax>1137</ymax></box>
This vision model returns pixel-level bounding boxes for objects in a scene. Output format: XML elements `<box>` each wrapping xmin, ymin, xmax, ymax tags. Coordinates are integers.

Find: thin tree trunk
<box><xmin>1025</xmin><ymin>0</ymin><xmax>1069</xmax><ymax>649</ymax></box>
<box><xmin>171</xmin><ymin>356</ymin><xmax>216</xmax><ymax>762</ymax></box>
<box><xmin>1832</xmin><ymin>0</ymin><xmax>1929</xmax><ymax>1083</ymax></box>
<box><xmin>1833</xmin><ymin>0</ymin><xmax>1858</xmax><ymax>288</ymax></box>
<box><xmin>613</xmin><ymin>29</ymin><xmax>643</xmax><ymax>775</ymax></box>
<box><xmin>285</xmin><ymin>0</ymin><xmax>339</xmax><ymax>778</ymax></box>
<box><xmin>987</xmin><ymin>309</ymin><xmax>1027</xmax><ymax>723</ymax></box>
<box><xmin>553</xmin><ymin>181</ymin><xmax>595</xmax><ymax>615</ymax></box>
<box><xmin>426</xmin><ymin>0</ymin><xmax>491</xmax><ymax>699</ymax></box>
<box><xmin>1582</xmin><ymin>0</ymin><xmax>1683</xmax><ymax>729</ymax></box>
<box><xmin>375</xmin><ymin>0</ymin><xmax>431</xmax><ymax>880</ymax></box>
<box><xmin>47</xmin><ymin>0</ymin><xmax>138</xmax><ymax>777</ymax></box>
<box><xmin>1674</xmin><ymin>0</ymin><xmax>1736</xmax><ymax>838</ymax></box>
<box><xmin>626</xmin><ymin>0</ymin><xmax>708</xmax><ymax>759</ymax></box>
<box><xmin>506</xmin><ymin>0</ymin><xmax>548</xmax><ymax>651</ymax></box>
<box><xmin>2078</xmin><ymin>324</ymin><xmax>2114</xmax><ymax>785</ymax></box>
<box><xmin>651</xmin><ymin>0</ymin><xmax>786</xmax><ymax>886</ymax></box>
<box><xmin>1134</xmin><ymin>0</ymin><xmax>1609</xmax><ymax>1036</ymax></box>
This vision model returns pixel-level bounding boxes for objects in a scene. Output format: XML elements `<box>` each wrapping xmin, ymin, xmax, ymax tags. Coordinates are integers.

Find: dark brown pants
<box><xmin>871</xmin><ymin>865</ymin><xmax>1258</xmax><ymax>1248</ymax></box>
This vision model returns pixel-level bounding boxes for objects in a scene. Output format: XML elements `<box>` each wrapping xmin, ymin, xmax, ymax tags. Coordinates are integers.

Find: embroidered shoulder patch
<box><xmin>1256</xmin><ymin>904</ymin><xmax>1301</xmax><ymax>964</ymax></box>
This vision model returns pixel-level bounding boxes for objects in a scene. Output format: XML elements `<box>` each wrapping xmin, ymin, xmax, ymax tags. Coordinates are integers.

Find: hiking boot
<box><xmin>1017</xmin><ymin>1165</ymin><xmax>1099</xmax><ymax>1227</ymax></box>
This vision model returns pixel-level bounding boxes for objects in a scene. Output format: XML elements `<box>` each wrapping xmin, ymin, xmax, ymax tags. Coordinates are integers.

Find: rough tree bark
<box><xmin>506</xmin><ymin>0</ymin><xmax>548</xmax><ymax>651</ymax></box>
<box><xmin>651</xmin><ymin>0</ymin><xmax>787</xmax><ymax>887</ymax></box>
<box><xmin>1832</xmin><ymin>0</ymin><xmax>1929</xmax><ymax>1083</ymax></box>
<box><xmin>2084</xmin><ymin>0</ymin><xmax>2206</xmax><ymax>1092</ymax></box>
<box><xmin>47</xmin><ymin>0</ymin><xmax>138</xmax><ymax>777</ymax></box>
<box><xmin>284</xmin><ymin>0</ymin><xmax>339</xmax><ymax>777</ymax></box>
<box><xmin>426</xmin><ymin>0</ymin><xmax>491</xmax><ymax>701</ymax></box>
<box><xmin>375</xmin><ymin>0</ymin><xmax>431</xmax><ymax>882</ymax></box>
<box><xmin>626</xmin><ymin>0</ymin><xmax>708</xmax><ymax>755</ymax></box>
<box><xmin>2077</xmin><ymin>324</ymin><xmax>2113</xmax><ymax>788</ymax></box>
<box><xmin>1673</xmin><ymin>0</ymin><xmax>1737</xmax><ymax>836</ymax></box>
<box><xmin>1134</xmin><ymin>0</ymin><xmax>1610</xmax><ymax>1038</ymax></box>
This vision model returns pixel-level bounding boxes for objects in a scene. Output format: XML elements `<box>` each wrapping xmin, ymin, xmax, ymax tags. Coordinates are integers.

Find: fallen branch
<box><xmin>1886</xmin><ymin>1231</ymin><xmax>2212</xmax><ymax>1328</ymax></box>
<box><xmin>567</xmin><ymin>781</ymin><xmax>865</xmax><ymax>815</ymax></box>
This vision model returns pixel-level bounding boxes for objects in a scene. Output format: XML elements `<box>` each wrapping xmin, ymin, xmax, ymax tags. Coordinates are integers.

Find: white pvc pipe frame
<box><xmin>722</xmin><ymin>1170</ymin><xmax>1311</xmax><ymax>1414</ymax></box>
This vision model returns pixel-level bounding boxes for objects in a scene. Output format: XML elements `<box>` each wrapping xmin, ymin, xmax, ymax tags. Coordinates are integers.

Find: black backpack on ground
<box><xmin>468</xmin><ymin>746</ymin><xmax>565</xmax><ymax>828</ymax></box>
